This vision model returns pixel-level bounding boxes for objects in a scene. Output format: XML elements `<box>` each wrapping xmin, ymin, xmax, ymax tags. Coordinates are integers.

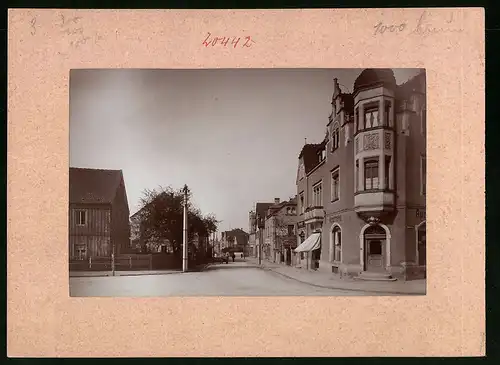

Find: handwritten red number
<box><xmin>243</xmin><ymin>36</ymin><xmax>254</xmax><ymax>47</ymax></box>
<box><xmin>203</xmin><ymin>34</ymin><xmax>254</xmax><ymax>49</ymax></box>
<box><xmin>202</xmin><ymin>32</ymin><xmax>211</xmax><ymax>47</ymax></box>
<box><xmin>231</xmin><ymin>37</ymin><xmax>241</xmax><ymax>49</ymax></box>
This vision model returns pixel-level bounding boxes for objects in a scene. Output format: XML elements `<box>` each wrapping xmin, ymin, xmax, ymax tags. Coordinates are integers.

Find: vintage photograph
<box><xmin>69</xmin><ymin>68</ymin><xmax>426</xmax><ymax>297</ymax></box>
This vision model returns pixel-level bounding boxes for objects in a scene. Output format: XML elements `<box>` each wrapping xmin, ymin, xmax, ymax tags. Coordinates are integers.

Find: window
<box><xmin>299</xmin><ymin>192</ymin><xmax>305</xmax><ymax>214</ymax></box>
<box><xmin>384</xmin><ymin>156</ymin><xmax>391</xmax><ymax>189</ymax></box>
<box><xmin>331</xmin><ymin>168</ymin><xmax>340</xmax><ymax>201</ymax></box>
<box><xmin>421</xmin><ymin>155</ymin><xmax>426</xmax><ymax>195</ymax></box>
<box><xmin>355</xmin><ymin>108</ymin><xmax>359</xmax><ymax>132</ymax></box>
<box><xmin>76</xmin><ymin>210</ymin><xmax>87</xmax><ymax>226</ymax></box>
<box><xmin>411</xmin><ymin>95</ymin><xmax>418</xmax><ymax>111</ymax></box>
<box><xmin>333</xmin><ymin>227</ymin><xmax>342</xmax><ymax>262</ymax></box>
<box><xmin>385</xmin><ymin>101</ymin><xmax>391</xmax><ymax>126</ymax></box>
<box><xmin>331</xmin><ymin>126</ymin><xmax>340</xmax><ymax>151</ymax></box>
<box><xmin>364</xmin><ymin>159</ymin><xmax>379</xmax><ymax>190</ymax></box>
<box><xmin>312</xmin><ymin>182</ymin><xmax>323</xmax><ymax>207</ymax></box>
<box><xmin>355</xmin><ymin>160</ymin><xmax>359</xmax><ymax>192</ymax></box>
<box><xmin>287</xmin><ymin>225</ymin><xmax>294</xmax><ymax>236</ymax></box>
<box><xmin>319</xmin><ymin>149</ymin><xmax>326</xmax><ymax>161</ymax></box>
<box><xmin>364</xmin><ymin>107</ymin><xmax>379</xmax><ymax>129</ymax></box>
<box><xmin>76</xmin><ymin>246</ymin><xmax>87</xmax><ymax>260</ymax></box>
<box><xmin>421</xmin><ymin>107</ymin><xmax>427</xmax><ymax>136</ymax></box>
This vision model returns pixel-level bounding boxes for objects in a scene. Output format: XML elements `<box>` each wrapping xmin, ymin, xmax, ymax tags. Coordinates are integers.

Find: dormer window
<box><xmin>318</xmin><ymin>149</ymin><xmax>326</xmax><ymax>161</ymax></box>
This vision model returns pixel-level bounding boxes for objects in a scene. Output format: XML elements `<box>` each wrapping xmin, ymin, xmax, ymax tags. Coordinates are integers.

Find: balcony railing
<box><xmin>304</xmin><ymin>206</ymin><xmax>325</xmax><ymax>223</ymax></box>
<box><xmin>354</xmin><ymin>190</ymin><xmax>395</xmax><ymax>214</ymax></box>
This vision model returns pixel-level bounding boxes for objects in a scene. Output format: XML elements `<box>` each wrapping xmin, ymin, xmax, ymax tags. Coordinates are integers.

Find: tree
<box><xmin>136</xmin><ymin>186</ymin><xmax>220</xmax><ymax>256</ymax></box>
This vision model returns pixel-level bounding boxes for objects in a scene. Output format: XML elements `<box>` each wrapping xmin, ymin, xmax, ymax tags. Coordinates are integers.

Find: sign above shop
<box><xmin>416</xmin><ymin>209</ymin><xmax>426</xmax><ymax>219</ymax></box>
<box><xmin>329</xmin><ymin>215</ymin><xmax>342</xmax><ymax>223</ymax></box>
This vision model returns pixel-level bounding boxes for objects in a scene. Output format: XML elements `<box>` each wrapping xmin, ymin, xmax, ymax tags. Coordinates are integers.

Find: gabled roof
<box><xmin>222</xmin><ymin>228</ymin><xmax>249</xmax><ymax>245</ymax></box>
<box><xmin>265</xmin><ymin>197</ymin><xmax>298</xmax><ymax>218</ymax></box>
<box><xmin>298</xmin><ymin>143</ymin><xmax>325</xmax><ymax>174</ymax></box>
<box><xmin>395</xmin><ymin>70</ymin><xmax>426</xmax><ymax>106</ymax></box>
<box><xmin>69</xmin><ymin>167</ymin><xmax>123</xmax><ymax>204</ymax></box>
<box><xmin>255</xmin><ymin>202</ymin><xmax>274</xmax><ymax>219</ymax></box>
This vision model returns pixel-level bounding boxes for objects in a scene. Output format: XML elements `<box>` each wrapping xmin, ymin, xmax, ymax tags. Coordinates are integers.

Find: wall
<box><xmin>69</xmin><ymin>204</ymin><xmax>111</xmax><ymax>258</ymax></box>
<box><xmin>320</xmin><ymin>109</ymin><xmax>356</xmax><ymax>269</ymax></box>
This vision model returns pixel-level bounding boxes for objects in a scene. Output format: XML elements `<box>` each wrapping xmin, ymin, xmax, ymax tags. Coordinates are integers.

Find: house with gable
<box><xmin>69</xmin><ymin>167</ymin><xmax>130</xmax><ymax>260</ymax></box>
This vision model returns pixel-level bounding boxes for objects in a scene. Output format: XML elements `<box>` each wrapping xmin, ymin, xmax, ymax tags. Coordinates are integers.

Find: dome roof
<box><xmin>353</xmin><ymin>69</ymin><xmax>396</xmax><ymax>93</ymax></box>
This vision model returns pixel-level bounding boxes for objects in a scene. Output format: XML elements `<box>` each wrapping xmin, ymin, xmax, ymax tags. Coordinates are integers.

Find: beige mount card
<box><xmin>7</xmin><ymin>8</ymin><xmax>484</xmax><ymax>357</ymax></box>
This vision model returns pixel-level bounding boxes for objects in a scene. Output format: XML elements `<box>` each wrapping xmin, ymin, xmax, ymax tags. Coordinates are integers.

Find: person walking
<box><xmin>232</xmin><ymin>253</ymin><xmax>235</xmax><ymax>262</ymax></box>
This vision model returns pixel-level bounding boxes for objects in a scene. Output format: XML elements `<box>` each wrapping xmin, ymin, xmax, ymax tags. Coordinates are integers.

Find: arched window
<box><xmin>333</xmin><ymin>226</ymin><xmax>342</xmax><ymax>262</ymax></box>
<box><xmin>365</xmin><ymin>225</ymin><xmax>386</xmax><ymax>235</ymax></box>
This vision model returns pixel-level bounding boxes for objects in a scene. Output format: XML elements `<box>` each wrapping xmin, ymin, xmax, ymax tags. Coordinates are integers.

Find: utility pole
<box><xmin>257</xmin><ymin>214</ymin><xmax>262</xmax><ymax>265</ymax></box>
<box><xmin>111</xmin><ymin>242</ymin><xmax>116</xmax><ymax>276</ymax></box>
<box><xmin>182</xmin><ymin>184</ymin><xmax>189</xmax><ymax>273</ymax></box>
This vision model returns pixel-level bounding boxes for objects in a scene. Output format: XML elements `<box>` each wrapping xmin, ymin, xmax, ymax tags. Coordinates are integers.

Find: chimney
<box><xmin>274</xmin><ymin>198</ymin><xmax>280</xmax><ymax>204</ymax></box>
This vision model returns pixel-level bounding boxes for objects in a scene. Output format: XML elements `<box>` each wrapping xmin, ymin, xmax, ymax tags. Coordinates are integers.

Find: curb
<box><xmin>70</xmin><ymin>271</ymin><xmax>183</xmax><ymax>278</ymax></box>
<box><xmin>257</xmin><ymin>266</ymin><xmax>424</xmax><ymax>295</ymax></box>
<box><xmin>70</xmin><ymin>262</ymin><xmax>214</xmax><ymax>278</ymax></box>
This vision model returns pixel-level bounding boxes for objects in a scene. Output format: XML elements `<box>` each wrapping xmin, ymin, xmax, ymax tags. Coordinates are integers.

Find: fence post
<box><xmin>111</xmin><ymin>253</ymin><xmax>115</xmax><ymax>276</ymax></box>
<box><xmin>129</xmin><ymin>256</ymin><xmax>132</xmax><ymax>269</ymax></box>
<box><xmin>89</xmin><ymin>257</ymin><xmax>92</xmax><ymax>269</ymax></box>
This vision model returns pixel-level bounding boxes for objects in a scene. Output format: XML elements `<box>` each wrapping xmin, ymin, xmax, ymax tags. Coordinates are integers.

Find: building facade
<box><xmin>248</xmin><ymin>211</ymin><xmax>257</xmax><ymax>256</ymax></box>
<box><xmin>251</xmin><ymin>202</ymin><xmax>274</xmax><ymax>260</ymax></box>
<box><xmin>295</xmin><ymin>69</ymin><xmax>426</xmax><ymax>280</ymax></box>
<box><xmin>221</xmin><ymin>228</ymin><xmax>250</xmax><ymax>254</ymax></box>
<box><xmin>69</xmin><ymin>167</ymin><xmax>130</xmax><ymax>260</ymax></box>
<box><xmin>263</xmin><ymin>197</ymin><xmax>298</xmax><ymax>265</ymax></box>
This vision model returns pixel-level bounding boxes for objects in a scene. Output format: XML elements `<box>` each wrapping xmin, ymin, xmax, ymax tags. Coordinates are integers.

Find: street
<box><xmin>69</xmin><ymin>261</ymin><xmax>390</xmax><ymax>297</ymax></box>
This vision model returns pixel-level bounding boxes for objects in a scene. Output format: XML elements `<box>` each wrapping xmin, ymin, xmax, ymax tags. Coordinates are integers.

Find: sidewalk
<box><xmin>245</xmin><ymin>257</ymin><xmax>426</xmax><ymax>295</ymax></box>
<box><xmin>70</xmin><ymin>263</ymin><xmax>211</xmax><ymax>278</ymax></box>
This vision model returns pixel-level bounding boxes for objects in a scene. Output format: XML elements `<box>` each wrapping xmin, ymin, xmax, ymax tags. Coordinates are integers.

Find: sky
<box><xmin>69</xmin><ymin>68</ymin><xmax>421</xmax><ymax>233</ymax></box>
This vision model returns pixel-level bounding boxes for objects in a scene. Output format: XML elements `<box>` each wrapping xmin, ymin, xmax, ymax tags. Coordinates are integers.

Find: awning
<box><xmin>294</xmin><ymin>233</ymin><xmax>321</xmax><ymax>253</ymax></box>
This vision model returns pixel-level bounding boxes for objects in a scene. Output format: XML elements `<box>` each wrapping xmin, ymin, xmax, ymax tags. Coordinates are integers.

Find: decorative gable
<box><xmin>297</xmin><ymin>159</ymin><xmax>306</xmax><ymax>182</ymax></box>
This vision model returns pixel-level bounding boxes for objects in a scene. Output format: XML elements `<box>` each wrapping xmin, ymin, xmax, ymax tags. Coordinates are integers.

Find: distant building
<box><xmin>69</xmin><ymin>167</ymin><xmax>130</xmax><ymax>260</ymax></box>
<box><xmin>295</xmin><ymin>69</ymin><xmax>426</xmax><ymax>281</ymax></box>
<box><xmin>263</xmin><ymin>197</ymin><xmax>298</xmax><ymax>265</ymax></box>
<box><xmin>253</xmin><ymin>202</ymin><xmax>274</xmax><ymax>259</ymax></box>
<box><xmin>130</xmin><ymin>201</ymin><xmax>172</xmax><ymax>254</ymax></box>
<box><xmin>248</xmin><ymin>210</ymin><xmax>257</xmax><ymax>256</ymax></box>
<box><xmin>221</xmin><ymin>228</ymin><xmax>249</xmax><ymax>254</ymax></box>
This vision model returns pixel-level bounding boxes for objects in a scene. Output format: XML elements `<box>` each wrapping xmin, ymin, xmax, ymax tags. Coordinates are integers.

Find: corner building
<box><xmin>295</xmin><ymin>69</ymin><xmax>426</xmax><ymax>280</ymax></box>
